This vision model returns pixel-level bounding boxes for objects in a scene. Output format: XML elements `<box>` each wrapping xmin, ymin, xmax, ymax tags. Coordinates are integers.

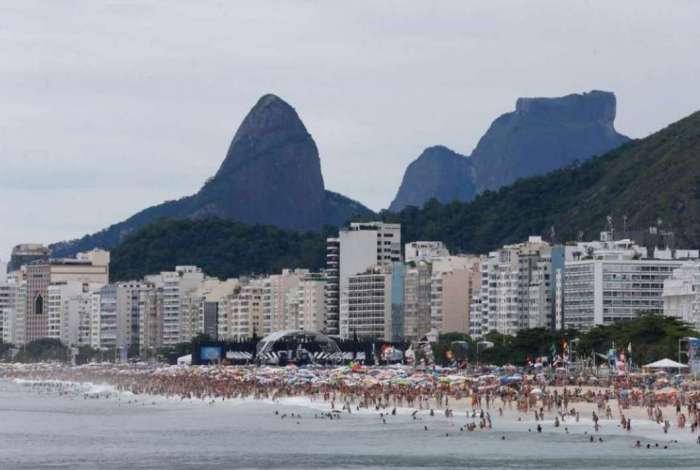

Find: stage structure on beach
<box><xmin>256</xmin><ymin>330</ymin><xmax>344</xmax><ymax>365</ymax></box>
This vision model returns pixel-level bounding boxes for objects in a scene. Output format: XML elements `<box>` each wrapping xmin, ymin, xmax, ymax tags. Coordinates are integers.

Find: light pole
<box><xmin>476</xmin><ymin>341</ymin><xmax>494</xmax><ymax>368</ymax></box>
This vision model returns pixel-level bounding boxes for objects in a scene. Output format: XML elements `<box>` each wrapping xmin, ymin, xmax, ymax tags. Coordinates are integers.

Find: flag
<box><xmin>627</xmin><ymin>342</ymin><xmax>632</xmax><ymax>354</ymax></box>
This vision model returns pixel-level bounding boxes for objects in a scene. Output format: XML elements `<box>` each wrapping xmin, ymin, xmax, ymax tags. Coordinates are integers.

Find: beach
<box><xmin>2</xmin><ymin>362</ymin><xmax>700</xmax><ymax>467</ymax></box>
<box><xmin>0</xmin><ymin>374</ymin><xmax>698</xmax><ymax>470</ymax></box>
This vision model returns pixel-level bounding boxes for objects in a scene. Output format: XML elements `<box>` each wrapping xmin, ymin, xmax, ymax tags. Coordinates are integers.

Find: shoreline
<box><xmin>2</xmin><ymin>363</ymin><xmax>699</xmax><ymax>446</ymax></box>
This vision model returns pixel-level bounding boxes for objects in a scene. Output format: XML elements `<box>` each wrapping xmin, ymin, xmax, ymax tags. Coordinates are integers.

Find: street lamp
<box><xmin>476</xmin><ymin>340</ymin><xmax>494</xmax><ymax>367</ymax></box>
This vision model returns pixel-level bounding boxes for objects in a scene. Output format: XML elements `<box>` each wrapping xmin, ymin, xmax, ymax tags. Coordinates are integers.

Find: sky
<box><xmin>1</xmin><ymin>0</ymin><xmax>700</xmax><ymax>260</ymax></box>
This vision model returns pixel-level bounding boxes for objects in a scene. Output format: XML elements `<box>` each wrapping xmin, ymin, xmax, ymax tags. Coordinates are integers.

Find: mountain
<box><xmin>50</xmin><ymin>94</ymin><xmax>374</xmax><ymax>258</ymax></box>
<box><xmin>388</xmin><ymin>90</ymin><xmax>630</xmax><ymax>212</ymax></box>
<box><xmin>470</xmin><ymin>90</ymin><xmax>630</xmax><ymax>191</ymax></box>
<box><xmin>110</xmin><ymin>109</ymin><xmax>700</xmax><ymax>281</ymax></box>
<box><xmin>386</xmin><ymin>109</ymin><xmax>700</xmax><ymax>253</ymax></box>
<box><xmin>388</xmin><ymin>146</ymin><xmax>475</xmax><ymax>212</ymax></box>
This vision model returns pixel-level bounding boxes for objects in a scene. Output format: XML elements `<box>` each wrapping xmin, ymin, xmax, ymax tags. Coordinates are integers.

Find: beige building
<box><xmin>288</xmin><ymin>272</ymin><xmax>326</xmax><ymax>332</ymax></box>
<box><xmin>218</xmin><ymin>279</ymin><xmax>264</xmax><ymax>340</ymax></box>
<box><xmin>430</xmin><ymin>256</ymin><xmax>480</xmax><ymax>335</ymax></box>
<box><xmin>23</xmin><ymin>250</ymin><xmax>109</xmax><ymax>344</ymax></box>
<box><xmin>262</xmin><ymin>269</ymin><xmax>308</xmax><ymax>335</ymax></box>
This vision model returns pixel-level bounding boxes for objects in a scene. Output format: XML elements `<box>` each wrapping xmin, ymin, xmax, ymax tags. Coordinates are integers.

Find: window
<box><xmin>35</xmin><ymin>294</ymin><xmax>44</xmax><ymax>315</ymax></box>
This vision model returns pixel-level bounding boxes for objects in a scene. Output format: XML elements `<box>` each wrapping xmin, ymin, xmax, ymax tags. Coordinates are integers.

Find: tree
<box><xmin>14</xmin><ymin>338</ymin><xmax>69</xmax><ymax>363</ymax></box>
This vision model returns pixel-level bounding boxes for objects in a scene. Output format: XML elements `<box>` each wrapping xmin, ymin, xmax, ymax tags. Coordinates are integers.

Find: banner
<box><xmin>688</xmin><ymin>338</ymin><xmax>700</xmax><ymax>376</ymax></box>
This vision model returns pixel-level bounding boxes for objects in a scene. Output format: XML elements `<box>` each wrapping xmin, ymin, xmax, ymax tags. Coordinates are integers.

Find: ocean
<box><xmin>0</xmin><ymin>379</ymin><xmax>697</xmax><ymax>469</ymax></box>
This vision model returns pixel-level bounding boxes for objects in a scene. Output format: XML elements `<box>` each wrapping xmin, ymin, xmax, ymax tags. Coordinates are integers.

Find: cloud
<box><xmin>1</xmin><ymin>0</ymin><xmax>699</xmax><ymax>259</ymax></box>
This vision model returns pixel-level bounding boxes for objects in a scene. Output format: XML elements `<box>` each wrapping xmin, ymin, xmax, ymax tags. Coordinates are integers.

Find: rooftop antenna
<box><xmin>606</xmin><ymin>215</ymin><xmax>614</xmax><ymax>240</ymax></box>
<box><xmin>622</xmin><ymin>215</ymin><xmax>628</xmax><ymax>238</ymax></box>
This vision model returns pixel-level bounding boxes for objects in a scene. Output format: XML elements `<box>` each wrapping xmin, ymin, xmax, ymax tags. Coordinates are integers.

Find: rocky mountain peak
<box><xmin>216</xmin><ymin>94</ymin><xmax>314</xmax><ymax>178</ymax></box>
<box><xmin>514</xmin><ymin>90</ymin><xmax>617</xmax><ymax>126</ymax></box>
<box><xmin>388</xmin><ymin>145</ymin><xmax>475</xmax><ymax>212</ymax></box>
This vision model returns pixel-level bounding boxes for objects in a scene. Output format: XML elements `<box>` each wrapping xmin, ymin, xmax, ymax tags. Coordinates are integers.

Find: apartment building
<box><xmin>662</xmin><ymin>261</ymin><xmax>700</xmax><ymax>330</ymax></box>
<box><xmin>330</xmin><ymin>222</ymin><xmax>401</xmax><ymax>339</ymax></box>
<box><xmin>430</xmin><ymin>256</ymin><xmax>480</xmax><ymax>335</ymax></box>
<box><xmin>564</xmin><ymin>234</ymin><xmax>695</xmax><ymax>330</ymax></box>
<box><xmin>145</xmin><ymin>266</ymin><xmax>204</xmax><ymax>347</ymax></box>
<box><xmin>23</xmin><ymin>250</ymin><xmax>109</xmax><ymax>344</ymax></box>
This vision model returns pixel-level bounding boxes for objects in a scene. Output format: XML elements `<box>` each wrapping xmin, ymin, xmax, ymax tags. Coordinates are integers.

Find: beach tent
<box><xmin>177</xmin><ymin>354</ymin><xmax>192</xmax><ymax>366</ymax></box>
<box><xmin>642</xmin><ymin>358</ymin><xmax>687</xmax><ymax>370</ymax></box>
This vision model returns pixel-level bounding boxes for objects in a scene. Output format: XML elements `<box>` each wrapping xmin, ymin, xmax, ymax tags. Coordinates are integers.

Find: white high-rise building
<box><xmin>291</xmin><ymin>272</ymin><xmax>326</xmax><ymax>332</ymax></box>
<box><xmin>331</xmin><ymin>222</ymin><xmax>401</xmax><ymax>339</ymax></box>
<box><xmin>117</xmin><ymin>281</ymin><xmax>157</xmax><ymax>355</ymax></box>
<box><xmin>145</xmin><ymin>266</ymin><xmax>204</xmax><ymax>347</ymax></box>
<box><xmin>470</xmin><ymin>237</ymin><xmax>552</xmax><ymax>337</ymax></box>
<box><xmin>218</xmin><ymin>279</ymin><xmax>263</xmax><ymax>340</ymax></box>
<box><xmin>0</xmin><ymin>271</ymin><xmax>21</xmax><ymax>344</ymax></box>
<box><xmin>47</xmin><ymin>282</ymin><xmax>99</xmax><ymax>347</ymax></box>
<box><xmin>262</xmin><ymin>269</ymin><xmax>308</xmax><ymax>334</ymax></box>
<box><xmin>663</xmin><ymin>262</ymin><xmax>700</xmax><ymax>329</ymax></box>
<box><xmin>564</xmin><ymin>234</ymin><xmax>695</xmax><ymax>330</ymax></box>
<box><xmin>91</xmin><ymin>284</ymin><xmax>135</xmax><ymax>353</ymax></box>
<box><xmin>344</xmin><ymin>266</ymin><xmax>393</xmax><ymax>340</ymax></box>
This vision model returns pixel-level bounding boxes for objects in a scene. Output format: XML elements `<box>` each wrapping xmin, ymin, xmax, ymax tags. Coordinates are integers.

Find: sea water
<box><xmin>0</xmin><ymin>379</ymin><xmax>697</xmax><ymax>470</ymax></box>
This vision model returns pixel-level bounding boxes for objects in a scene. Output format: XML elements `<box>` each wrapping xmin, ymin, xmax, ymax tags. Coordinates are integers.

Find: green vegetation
<box><xmin>385</xmin><ymin>110</ymin><xmax>700</xmax><ymax>253</ymax></box>
<box><xmin>109</xmin><ymin>110</ymin><xmax>700</xmax><ymax>280</ymax></box>
<box><xmin>110</xmin><ymin>218</ymin><xmax>331</xmax><ymax>281</ymax></box>
<box><xmin>431</xmin><ymin>315</ymin><xmax>699</xmax><ymax>367</ymax></box>
<box><xmin>13</xmin><ymin>338</ymin><xmax>69</xmax><ymax>363</ymax></box>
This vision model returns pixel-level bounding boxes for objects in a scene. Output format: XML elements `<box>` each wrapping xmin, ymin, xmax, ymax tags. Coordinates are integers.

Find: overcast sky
<box><xmin>1</xmin><ymin>0</ymin><xmax>699</xmax><ymax>261</ymax></box>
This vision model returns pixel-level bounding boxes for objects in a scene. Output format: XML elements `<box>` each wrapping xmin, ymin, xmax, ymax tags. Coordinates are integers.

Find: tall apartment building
<box><xmin>0</xmin><ymin>269</ymin><xmax>22</xmax><ymax>344</ymax></box>
<box><xmin>90</xmin><ymin>284</ymin><xmax>131</xmax><ymax>352</ymax></box>
<box><xmin>662</xmin><ymin>261</ymin><xmax>700</xmax><ymax>330</ymax></box>
<box><xmin>145</xmin><ymin>266</ymin><xmax>204</xmax><ymax>347</ymax></box>
<box><xmin>563</xmin><ymin>234</ymin><xmax>696</xmax><ymax>330</ymax></box>
<box><xmin>139</xmin><ymin>285</ymin><xmax>161</xmax><ymax>356</ymax></box>
<box><xmin>470</xmin><ymin>237</ymin><xmax>551</xmax><ymax>338</ymax></box>
<box><xmin>402</xmin><ymin>260</ymin><xmax>432</xmax><ymax>340</ymax></box>
<box><xmin>324</xmin><ymin>238</ymin><xmax>340</xmax><ymax>335</ymax></box>
<box><xmin>329</xmin><ymin>222</ymin><xmax>401</xmax><ymax>339</ymax></box>
<box><xmin>23</xmin><ymin>250</ymin><xmax>109</xmax><ymax>344</ymax></box>
<box><xmin>345</xmin><ymin>266</ymin><xmax>394</xmax><ymax>340</ymax></box>
<box><xmin>430</xmin><ymin>256</ymin><xmax>481</xmax><ymax>335</ymax></box>
<box><xmin>117</xmin><ymin>281</ymin><xmax>156</xmax><ymax>354</ymax></box>
<box><xmin>287</xmin><ymin>272</ymin><xmax>326</xmax><ymax>332</ymax></box>
<box><xmin>183</xmin><ymin>278</ymin><xmax>240</xmax><ymax>340</ymax></box>
<box><xmin>262</xmin><ymin>269</ymin><xmax>307</xmax><ymax>335</ymax></box>
<box><xmin>47</xmin><ymin>282</ymin><xmax>99</xmax><ymax>347</ymax></box>
<box><xmin>218</xmin><ymin>278</ymin><xmax>263</xmax><ymax>340</ymax></box>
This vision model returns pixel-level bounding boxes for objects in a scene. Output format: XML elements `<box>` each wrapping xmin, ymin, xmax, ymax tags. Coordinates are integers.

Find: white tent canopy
<box><xmin>642</xmin><ymin>358</ymin><xmax>687</xmax><ymax>369</ymax></box>
<box><xmin>177</xmin><ymin>354</ymin><xmax>192</xmax><ymax>366</ymax></box>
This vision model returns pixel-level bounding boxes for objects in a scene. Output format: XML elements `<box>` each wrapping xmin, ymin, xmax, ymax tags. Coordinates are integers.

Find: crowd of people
<box><xmin>2</xmin><ymin>362</ymin><xmax>700</xmax><ymax>447</ymax></box>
